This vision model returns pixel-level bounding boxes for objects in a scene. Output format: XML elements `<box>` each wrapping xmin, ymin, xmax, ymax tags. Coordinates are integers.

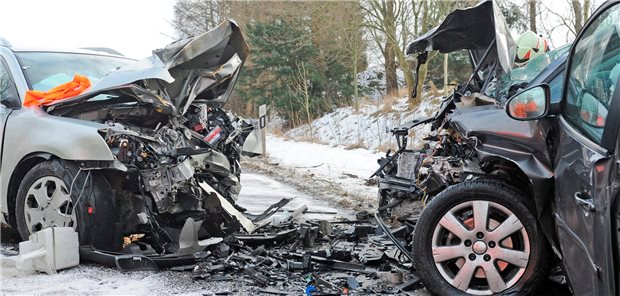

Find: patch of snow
<box><xmin>237</xmin><ymin>172</ymin><xmax>352</xmax><ymax>220</ymax></box>
<box><xmin>264</xmin><ymin>135</ymin><xmax>383</xmax><ymax>199</ymax></box>
<box><xmin>284</xmin><ymin>96</ymin><xmax>441</xmax><ymax>152</ymax></box>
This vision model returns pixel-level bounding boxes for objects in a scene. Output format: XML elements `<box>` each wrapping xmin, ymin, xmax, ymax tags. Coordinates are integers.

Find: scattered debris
<box><xmin>3</xmin><ymin>195</ymin><xmax>422</xmax><ymax>294</ymax></box>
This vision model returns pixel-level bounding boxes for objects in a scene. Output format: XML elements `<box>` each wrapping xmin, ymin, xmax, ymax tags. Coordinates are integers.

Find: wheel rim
<box><xmin>431</xmin><ymin>200</ymin><xmax>530</xmax><ymax>295</ymax></box>
<box><xmin>23</xmin><ymin>176</ymin><xmax>76</xmax><ymax>234</ymax></box>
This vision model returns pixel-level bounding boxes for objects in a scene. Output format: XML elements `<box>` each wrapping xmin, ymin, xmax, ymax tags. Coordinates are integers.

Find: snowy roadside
<box><xmin>283</xmin><ymin>96</ymin><xmax>441</xmax><ymax>152</ymax></box>
<box><xmin>242</xmin><ymin>135</ymin><xmax>383</xmax><ymax>212</ymax></box>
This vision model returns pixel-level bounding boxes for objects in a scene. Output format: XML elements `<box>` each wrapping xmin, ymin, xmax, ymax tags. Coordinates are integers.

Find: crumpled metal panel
<box><xmin>47</xmin><ymin>20</ymin><xmax>248</xmax><ymax>115</ymax></box>
<box><xmin>406</xmin><ymin>0</ymin><xmax>515</xmax><ymax>73</ymax></box>
<box><xmin>154</xmin><ymin>20</ymin><xmax>249</xmax><ymax>111</ymax></box>
<box><xmin>448</xmin><ymin>105</ymin><xmax>556</xmax><ymax>225</ymax></box>
<box><xmin>449</xmin><ymin>106</ymin><xmax>554</xmax><ymax>180</ymax></box>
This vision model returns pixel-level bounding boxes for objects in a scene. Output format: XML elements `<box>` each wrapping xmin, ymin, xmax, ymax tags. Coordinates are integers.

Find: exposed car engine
<box><xmin>33</xmin><ymin>20</ymin><xmax>261</xmax><ymax>255</ymax></box>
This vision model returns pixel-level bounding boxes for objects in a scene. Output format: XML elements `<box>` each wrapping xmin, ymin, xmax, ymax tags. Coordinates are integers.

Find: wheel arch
<box><xmin>477</xmin><ymin>154</ymin><xmax>559</xmax><ymax>254</ymax></box>
<box><xmin>5</xmin><ymin>152</ymin><xmax>55</xmax><ymax>227</ymax></box>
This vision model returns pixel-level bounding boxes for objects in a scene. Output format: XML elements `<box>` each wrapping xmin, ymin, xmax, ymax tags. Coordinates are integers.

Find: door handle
<box><xmin>574</xmin><ymin>192</ymin><xmax>596</xmax><ymax>212</ymax></box>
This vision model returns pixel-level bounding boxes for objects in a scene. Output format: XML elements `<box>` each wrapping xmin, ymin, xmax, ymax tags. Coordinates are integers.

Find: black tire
<box><xmin>412</xmin><ymin>180</ymin><xmax>549</xmax><ymax>296</ymax></box>
<box><xmin>15</xmin><ymin>159</ymin><xmax>120</xmax><ymax>251</ymax></box>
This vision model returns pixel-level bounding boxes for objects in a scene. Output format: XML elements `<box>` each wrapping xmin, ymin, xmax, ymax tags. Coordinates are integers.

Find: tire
<box><xmin>15</xmin><ymin>159</ymin><xmax>120</xmax><ymax>251</ymax></box>
<box><xmin>412</xmin><ymin>180</ymin><xmax>549</xmax><ymax>296</ymax></box>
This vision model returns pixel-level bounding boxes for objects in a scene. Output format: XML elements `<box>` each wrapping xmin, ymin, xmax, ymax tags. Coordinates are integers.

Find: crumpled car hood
<box><xmin>48</xmin><ymin>20</ymin><xmax>248</xmax><ymax>115</ymax></box>
<box><xmin>406</xmin><ymin>0</ymin><xmax>515</xmax><ymax>73</ymax></box>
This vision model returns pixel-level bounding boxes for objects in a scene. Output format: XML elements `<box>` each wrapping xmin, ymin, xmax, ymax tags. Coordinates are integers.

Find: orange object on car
<box><xmin>24</xmin><ymin>74</ymin><xmax>91</xmax><ymax>107</ymax></box>
<box><xmin>512</xmin><ymin>100</ymin><xmax>539</xmax><ymax>118</ymax></box>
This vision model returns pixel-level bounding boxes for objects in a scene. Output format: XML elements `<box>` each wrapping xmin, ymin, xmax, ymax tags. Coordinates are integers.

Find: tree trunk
<box><xmin>572</xmin><ymin>0</ymin><xmax>583</xmax><ymax>33</ymax></box>
<box><xmin>353</xmin><ymin>44</ymin><xmax>359</xmax><ymax>112</ymax></box>
<box><xmin>583</xmin><ymin>0</ymin><xmax>591</xmax><ymax>22</ymax></box>
<box><xmin>384</xmin><ymin>0</ymin><xmax>398</xmax><ymax>97</ymax></box>
<box><xmin>385</xmin><ymin>42</ymin><xmax>398</xmax><ymax>96</ymax></box>
<box><xmin>528</xmin><ymin>0</ymin><xmax>537</xmax><ymax>33</ymax></box>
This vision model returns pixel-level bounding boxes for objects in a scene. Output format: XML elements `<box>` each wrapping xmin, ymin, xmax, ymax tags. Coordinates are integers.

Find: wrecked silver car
<box><xmin>0</xmin><ymin>21</ymin><xmax>261</xmax><ymax>261</ymax></box>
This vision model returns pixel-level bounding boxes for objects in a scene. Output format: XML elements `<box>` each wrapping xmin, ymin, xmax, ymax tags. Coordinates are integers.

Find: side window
<box><xmin>564</xmin><ymin>4</ymin><xmax>620</xmax><ymax>144</ymax></box>
<box><xmin>549</xmin><ymin>71</ymin><xmax>565</xmax><ymax>104</ymax></box>
<box><xmin>0</xmin><ymin>58</ymin><xmax>18</xmax><ymax>106</ymax></box>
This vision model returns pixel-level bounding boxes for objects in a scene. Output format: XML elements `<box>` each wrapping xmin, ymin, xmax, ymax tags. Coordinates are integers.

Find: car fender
<box><xmin>1</xmin><ymin>109</ymin><xmax>114</xmax><ymax>216</ymax></box>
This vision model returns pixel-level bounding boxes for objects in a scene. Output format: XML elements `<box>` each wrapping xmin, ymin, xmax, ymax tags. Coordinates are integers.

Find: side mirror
<box><xmin>579</xmin><ymin>91</ymin><xmax>607</xmax><ymax>128</ymax></box>
<box><xmin>506</xmin><ymin>84</ymin><xmax>550</xmax><ymax>121</ymax></box>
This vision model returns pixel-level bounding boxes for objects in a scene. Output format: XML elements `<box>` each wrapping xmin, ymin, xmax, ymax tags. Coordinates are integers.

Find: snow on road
<box><xmin>265</xmin><ymin>135</ymin><xmax>382</xmax><ymax>200</ymax></box>
<box><xmin>0</xmin><ymin>172</ymin><xmax>341</xmax><ymax>296</ymax></box>
<box><xmin>237</xmin><ymin>172</ymin><xmax>351</xmax><ymax>221</ymax></box>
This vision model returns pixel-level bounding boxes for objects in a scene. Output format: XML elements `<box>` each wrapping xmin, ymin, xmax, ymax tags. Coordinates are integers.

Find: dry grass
<box><xmin>344</xmin><ymin>141</ymin><xmax>368</xmax><ymax>150</ymax></box>
<box><xmin>377</xmin><ymin>142</ymin><xmax>398</xmax><ymax>153</ymax></box>
<box><xmin>296</xmin><ymin>133</ymin><xmax>328</xmax><ymax>145</ymax></box>
<box><xmin>268</xmin><ymin>125</ymin><xmax>285</xmax><ymax>137</ymax></box>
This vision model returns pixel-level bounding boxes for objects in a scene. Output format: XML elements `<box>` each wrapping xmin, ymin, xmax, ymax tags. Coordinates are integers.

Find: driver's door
<box><xmin>0</xmin><ymin>57</ymin><xmax>18</xmax><ymax>158</ymax></box>
<box><xmin>554</xmin><ymin>2</ymin><xmax>620</xmax><ymax>295</ymax></box>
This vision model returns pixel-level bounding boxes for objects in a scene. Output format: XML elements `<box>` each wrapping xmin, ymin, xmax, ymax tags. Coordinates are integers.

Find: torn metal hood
<box><xmin>154</xmin><ymin>20</ymin><xmax>249</xmax><ymax>113</ymax></box>
<box><xmin>405</xmin><ymin>0</ymin><xmax>515</xmax><ymax>73</ymax></box>
<box><xmin>48</xmin><ymin>20</ymin><xmax>248</xmax><ymax>115</ymax></box>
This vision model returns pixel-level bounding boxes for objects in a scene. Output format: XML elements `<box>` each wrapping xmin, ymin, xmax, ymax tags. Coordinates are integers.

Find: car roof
<box><xmin>8</xmin><ymin>46</ymin><xmax>134</xmax><ymax>60</ymax></box>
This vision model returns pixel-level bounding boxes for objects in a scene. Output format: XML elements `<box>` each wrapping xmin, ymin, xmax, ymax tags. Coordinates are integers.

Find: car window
<box><xmin>549</xmin><ymin>71</ymin><xmax>565</xmax><ymax>104</ymax></box>
<box><xmin>563</xmin><ymin>4</ymin><xmax>620</xmax><ymax>144</ymax></box>
<box><xmin>15</xmin><ymin>52</ymin><xmax>135</xmax><ymax>91</ymax></box>
<box><xmin>0</xmin><ymin>58</ymin><xmax>18</xmax><ymax>104</ymax></box>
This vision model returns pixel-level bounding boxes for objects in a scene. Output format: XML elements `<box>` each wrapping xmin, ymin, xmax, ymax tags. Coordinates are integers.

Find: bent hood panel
<box><xmin>48</xmin><ymin>20</ymin><xmax>248</xmax><ymax>115</ymax></box>
<box><xmin>406</xmin><ymin>0</ymin><xmax>515</xmax><ymax>73</ymax></box>
<box><xmin>154</xmin><ymin>20</ymin><xmax>249</xmax><ymax>113</ymax></box>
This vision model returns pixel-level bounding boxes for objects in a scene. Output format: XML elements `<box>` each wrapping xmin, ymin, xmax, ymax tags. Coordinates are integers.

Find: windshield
<box><xmin>16</xmin><ymin>52</ymin><xmax>136</xmax><ymax>91</ymax></box>
<box><xmin>490</xmin><ymin>44</ymin><xmax>570</xmax><ymax>99</ymax></box>
<box><xmin>506</xmin><ymin>44</ymin><xmax>570</xmax><ymax>83</ymax></box>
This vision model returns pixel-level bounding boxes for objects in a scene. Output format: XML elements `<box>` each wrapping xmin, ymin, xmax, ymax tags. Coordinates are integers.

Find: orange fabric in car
<box><xmin>24</xmin><ymin>74</ymin><xmax>91</xmax><ymax>107</ymax></box>
<box><xmin>512</xmin><ymin>100</ymin><xmax>539</xmax><ymax>118</ymax></box>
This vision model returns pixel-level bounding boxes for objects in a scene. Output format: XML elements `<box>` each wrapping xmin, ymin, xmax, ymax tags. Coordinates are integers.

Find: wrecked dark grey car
<box><xmin>0</xmin><ymin>21</ymin><xmax>262</xmax><ymax>263</ymax></box>
<box><xmin>374</xmin><ymin>0</ymin><xmax>620</xmax><ymax>295</ymax></box>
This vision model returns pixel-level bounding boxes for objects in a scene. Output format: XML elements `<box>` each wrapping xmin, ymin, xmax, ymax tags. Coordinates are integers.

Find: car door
<box><xmin>0</xmin><ymin>56</ymin><xmax>19</xmax><ymax>158</ymax></box>
<box><xmin>554</xmin><ymin>2</ymin><xmax>620</xmax><ymax>295</ymax></box>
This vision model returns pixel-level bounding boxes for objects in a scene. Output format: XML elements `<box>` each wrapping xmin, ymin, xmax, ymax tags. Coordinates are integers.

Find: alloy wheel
<box><xmin>431</xmin><ymin>200</ymin><xmax>530</xmax><ymax>295</ymax></box>
<box><xmin>23</xmin><ymin>176</ymin><xmax>76</xmax><ymax>234</ymax></box>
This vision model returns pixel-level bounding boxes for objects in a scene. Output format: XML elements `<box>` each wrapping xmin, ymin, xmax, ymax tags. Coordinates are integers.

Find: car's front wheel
<box><xmin>15</xmin><ymin>159</ymin><xmax>119</xmax><ymax>250</ymax></box>
<box><xmin>412</xmin><ymin>180</ymin><xmax>549</xmax><ymax>295</ymax></box>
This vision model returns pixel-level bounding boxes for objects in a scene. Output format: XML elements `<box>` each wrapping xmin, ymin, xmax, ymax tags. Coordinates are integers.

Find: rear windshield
<box><xmin>16</xmin><ymin>52</ymin><xmax>135</xmax><ymax>91</ymax></box>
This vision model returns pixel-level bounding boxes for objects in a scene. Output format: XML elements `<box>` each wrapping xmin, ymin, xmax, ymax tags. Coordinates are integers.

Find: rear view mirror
<box><xmin>579</xmin><ymin>91</ymin><xmax>607</xmax><ymax>128</ymax></box>
<box><xmin>506</xmin><ymin>84</ymin><xmax>550</xmax><ymax>121</ymax></box>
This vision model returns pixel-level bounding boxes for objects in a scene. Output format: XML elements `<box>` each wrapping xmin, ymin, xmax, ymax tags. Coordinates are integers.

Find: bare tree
<box><xmin>529</xmin><ymin>0</ymin><xmax>537</xmax><ymax>32</ymax></box>
<box><xmin>291</xmin><ymin>62</ymin><xmax>314</xmax><ymax>138</ymax></box>
<box><xmin>539</xmin><ymin>0</ymin><xmax>598</xmax><ymax>40</ymax></box>
<box><xmin>337</xmin><ymin>2</ymin><xmax>367</xmax><ymax>112</ymax></box>
<box><xmin>572</xmin><ymin>0</ymin><xmax>584</xmax><ymax>33</ymax></box>
<box><xmin>172</xmin><ymin>0</ymin><xmax>228</xmax><ymax>37</ymax></box>
<box><xmin>364</xmin><ymin>0</ymin><xmax>404</xmax><ymax>97</ymax></box>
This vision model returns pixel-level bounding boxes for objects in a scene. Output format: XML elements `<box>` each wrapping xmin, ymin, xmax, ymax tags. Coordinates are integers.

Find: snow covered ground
<box><xmin>284</xmin><ymin>96</ymin><xmax>441</xmax><ymax>152</ymax></box>
<box><xmin>0</xmin><ymin>173</ymin><xmax>346</xmax><ymax>296</ymax></box>
<box><xmin>265</xmin><ymin>135</ymin><xmax>382</xmax><ymax>199</ymax></box>
<box><xmin>261</xmin><ymin>96</ymin><xmax>440</xmax><ymax>208</ymax></box>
